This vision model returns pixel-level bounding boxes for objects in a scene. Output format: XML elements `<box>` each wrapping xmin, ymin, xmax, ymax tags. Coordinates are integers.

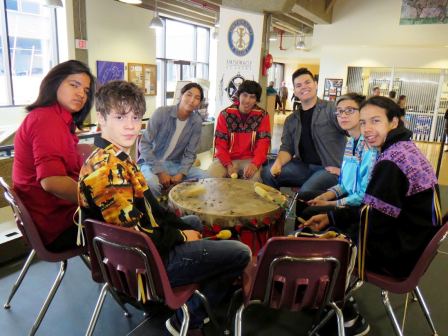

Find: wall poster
<box><xmin>96</xmin><ymin>61</ymin><xmax>125</xmax><ymax>86</ymax></box>
<box><xmin>400</xmin><ymin>1</ymin><xmax>448</xmax><ymax>25</ymax></box>
<box><xmin>128</xmin><ymin>63</ymin><xmax>157</xmax><ymax>96</ymax></box>
<box><xmin>323</xmin><ymin>78</ymin><xmax>343</xmax><ymax>101</ymax></box>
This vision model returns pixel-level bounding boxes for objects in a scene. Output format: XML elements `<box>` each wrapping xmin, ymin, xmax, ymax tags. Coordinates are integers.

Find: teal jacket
<box><xmin>329</xmin><ymin>134</ymin><xmax>378</xmax><ymax>206</ymax></box>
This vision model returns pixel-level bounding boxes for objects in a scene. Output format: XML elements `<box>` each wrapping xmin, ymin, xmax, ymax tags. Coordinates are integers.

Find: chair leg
<box><xmin>414</xmin><ymin>286</ymin><xmax>439</xmax><ymax>336</ymax></box>
<box><xmin>194</xmin><ymin>290</ymin><xmax>219</xmax><ymax>331</ymax></box>
<box><xmin>4</xmin><ymin>249</ymin><xmax>36</xmax><ymax>309</ymax></box>
<box><xmin>85</xmin><ymin>283</ymin><xmax>109</xmax><ymax>336</ymax></box>
<box><xmin>329</xmin><ymin>301</ymin><xmax>345</xmax><ymax>336</ymax></box>
<box><xmin>29</xmin><ymin>260</ymin><xmax>68</xmax><ymax>336</ymax></box>
<box><xmin>234</xmin><ymin>303</ymin><xmax>245</xmax><ymax>336</ymax></box>
<box><xmin>224</xmin><ymin>289</ymin><xmax>242</xmax><ymax>335</ymax></box>
<box><xmin>381</xmin><ymin>290</ymin><xmax>404</xmax><ymax>336</ymax></box>
<box><xmin>285</xmin><ymin>192</ymin><xmax>299</xmax><ymax>221</ymax></box>
<box><xmin>107</xmin><ymin>287</ymin><xmax>131</xmax><ymax>317</ymax></box>
<box><xmin>180</xmin><ymin>303</ymin><xmax>190</xmax><ymax>336</ymax></box>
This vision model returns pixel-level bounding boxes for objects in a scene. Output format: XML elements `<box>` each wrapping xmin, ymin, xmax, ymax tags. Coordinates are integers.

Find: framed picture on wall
<box><xmin>96</xmin><ymin>61</ymin><xmax>125</xmax><ymax>86</ymax></box>
<box><xmin>323</xmin><ymin>78</ymin><xmax>343</xmax><ymax>101</ymax></box>
<box><xmin>128</xmin><ymin>63</ymin><xmax>157</xmax><ymax>96</ymax></box>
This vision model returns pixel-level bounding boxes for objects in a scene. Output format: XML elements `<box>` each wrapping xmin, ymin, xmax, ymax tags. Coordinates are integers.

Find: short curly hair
<box><xmin>96</xmin><ymin>80</ymin><xmax>146</xmax><ymax>119</ymax></box>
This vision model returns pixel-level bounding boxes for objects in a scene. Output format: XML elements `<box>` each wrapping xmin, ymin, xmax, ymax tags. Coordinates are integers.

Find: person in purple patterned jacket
<box><xmin>304</xmin><ymin>96</ymin><xmax>442</xmax><ymax>278</ymax></box>
<box><xmin>301</xmin><ymin>96</ymin><xmax>443</xmax><ymax>335</ymax></box>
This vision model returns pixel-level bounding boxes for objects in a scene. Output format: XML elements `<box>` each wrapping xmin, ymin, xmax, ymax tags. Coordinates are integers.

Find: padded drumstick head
<box><xmin>216</xmin><ymin>229</ymin><xmax>232</xmax><ymax>239</ymax></box>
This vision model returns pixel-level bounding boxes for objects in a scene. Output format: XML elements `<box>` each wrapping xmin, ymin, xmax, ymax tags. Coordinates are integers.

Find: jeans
<box><xmin>261</xmin><ymin>158</ymin><xmax>338</xmax><ymax>194</ymax></box>
<box><xmin>165</xmin><ymin>233</ymin><xmax>251</xmax><ymax>328</ymax></box>
<box><xmin>140</xmin><ymin>162</ymin><xmax>209</xmax><ymax>199</ymax></box>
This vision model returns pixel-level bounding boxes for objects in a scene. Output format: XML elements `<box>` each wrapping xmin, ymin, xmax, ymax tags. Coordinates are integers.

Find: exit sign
<box><xmin>75</xmin><ymin>39</ymin><xmax>88</xmax><ymax>49</ymax></box>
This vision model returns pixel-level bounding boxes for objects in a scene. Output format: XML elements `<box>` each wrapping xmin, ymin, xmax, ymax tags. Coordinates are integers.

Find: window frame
<box><xmin>156</xmin><ymin>17</ymin><xmax>210</xmax><ymax>107</ymax></box>
<box><xmin>0</xmin><ymin>0</ymin><xmax>59</xmax><ymax>106</ymax></box>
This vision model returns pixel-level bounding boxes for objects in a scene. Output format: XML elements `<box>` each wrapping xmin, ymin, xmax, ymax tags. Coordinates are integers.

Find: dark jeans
<box><xmin>165</xmin><ymin>216</ymin><xmax>252</xmax><ymax>328</ymax></box>
<box><xmin>261</xmin><ymin>158</ymin><xmax>338</xmax><ymax>194</ymax></box>
<box><xmin>275</xmin><ymin>95</ymin><xmax>282</xmax><ymax>109</ymax></box>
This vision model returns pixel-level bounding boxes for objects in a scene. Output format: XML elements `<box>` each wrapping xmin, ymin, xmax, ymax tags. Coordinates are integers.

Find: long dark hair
<box><xmin>26</xmin><ymin>60</ymin><xmax>95</xmax><ymax>129</ymax></box>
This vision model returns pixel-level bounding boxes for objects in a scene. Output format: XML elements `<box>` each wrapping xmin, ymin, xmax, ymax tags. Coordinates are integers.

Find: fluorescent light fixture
<box><xmin>118</xmin><ymin>0</ymin><xmax>142</xmax><ymax>3</ymax></box>
<box><xmin>269</xmin><ymin>32</ymin><xmax>277</xmax><ymax>41</ymax></box>
<box><xmin>149</xmin><ymin>0</ymin><xmax>164</xmax><ymax>29</ymax></box>
<box><xmin>149</xmin><ymin>14</ymin><xmax>163</xmax><ymax>29</ymax></box>
<box><xmin>42</xmin><ymin>0</ymin><xmax>63</xmax><ymax>7</ymax></box>
<box><xmin>296</xmin><ymin>36</ymin><xmax>306</xmax><ymax>49</ymax></box>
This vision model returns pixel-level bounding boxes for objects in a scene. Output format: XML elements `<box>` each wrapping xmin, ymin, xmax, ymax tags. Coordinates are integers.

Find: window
<box><xmin>0</xmin><ymin>0</ymin><xmax>58</xmax><ymax>106</ymax></box>
<box><xmin>156</xmin><ymin>18</ymin><xmax>210</xmax><ymax>106</ymax></box>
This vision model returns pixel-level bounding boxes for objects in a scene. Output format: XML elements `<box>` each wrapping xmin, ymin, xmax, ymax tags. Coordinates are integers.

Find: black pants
<box><xmin>275</xmin><ymin>95</ymin><xmax>282</xmax><ymax>109</ymax></box>
<box><xmin>295</xmin><ymin>190</ymin><xmax>337</xmax><ymax>229</ymax></box>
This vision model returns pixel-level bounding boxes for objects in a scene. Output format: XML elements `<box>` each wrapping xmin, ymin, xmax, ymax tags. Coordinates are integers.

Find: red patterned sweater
<box><xmin>214</xmin><ymin>103</ymin><xmax>271</xmax><ymax>167</ymax></box>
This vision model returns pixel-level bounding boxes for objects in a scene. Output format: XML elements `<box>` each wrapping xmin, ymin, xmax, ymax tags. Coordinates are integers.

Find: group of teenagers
<box><xmin>12</xmin><ymin>60</ymin><xmax>444</xmax><ymax>336</ymax></box>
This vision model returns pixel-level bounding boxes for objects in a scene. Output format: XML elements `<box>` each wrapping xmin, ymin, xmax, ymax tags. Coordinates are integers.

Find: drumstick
<box><xmin>203</xmin><ymin>230</ymin><xmax>232</xmax><ymax>240</ymax></box>
<box><xmin>254</xmin><ymin>186</ymin><xmax>288</xmax><ymax>209</ymax></box>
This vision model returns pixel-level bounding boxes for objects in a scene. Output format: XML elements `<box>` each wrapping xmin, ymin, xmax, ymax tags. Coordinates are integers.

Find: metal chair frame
<box><xmin>234</xmin><ymin>237</ymin><xmax>351</xmax><ymax>336</ymax></box>
<box><xmin>84</xmin><ymin>219</ymin><xmax>217</xmax><ymax>336</ymax></box>
<box><xmin>363</xmin><ymin>221</ymin><xmax>448</xmax><ymax>336</ymax></box>
<box><xmin>0</xmin><ymin>177</ymin><xmax>87</xmax><ymax>336</ymax></box>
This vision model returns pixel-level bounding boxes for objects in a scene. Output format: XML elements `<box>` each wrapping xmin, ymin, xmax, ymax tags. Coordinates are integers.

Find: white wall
<box><xmin>314</xmin><ymin>0</ymin><xmax>448</xmax><ymax>96</ymax></box>
<box><xmin>86</xmin><ymin>0</ymin><xmax>157</xmax><ymax>122</ymax></box>
<box><xmin>268</xmin><ymin>0</ymin><xmax>448</xmax><ymax>98</ymax></box>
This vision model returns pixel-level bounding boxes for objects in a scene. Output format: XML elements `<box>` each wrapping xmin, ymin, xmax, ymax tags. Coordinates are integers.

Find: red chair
<box><xmin>83</xmin><ymin>219</ymin><xmax>216</xmax><ymax>336</ymax></box>
<box><xmin>2</xmin><ymin>143</ymin><xmax>94</xmax><ymax>312</ymax></box>
<box><xmin>0</xmin><ymin>177</ymin><xmax>87</xmax><ymax>336</ymax></box>
<box><xmin>234</xmin><ymin>236</ymin><xmax>352</xmax><ymax>336</ymax></box>
<box><xmin>77</xmin><ymin>143</ymin><xmax>95</xmax><ymax>163</ymax></box>
<box><xmin>362</xmin><ymin>220</ymin><xmax>448</xmax><ymax>336</ymax></box>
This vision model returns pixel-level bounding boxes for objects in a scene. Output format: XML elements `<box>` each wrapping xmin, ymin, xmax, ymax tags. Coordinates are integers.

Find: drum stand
<box><xmin>435</xmin><ymin>110</ymin><xmax>448</xmax><ymax>179</ymax></box>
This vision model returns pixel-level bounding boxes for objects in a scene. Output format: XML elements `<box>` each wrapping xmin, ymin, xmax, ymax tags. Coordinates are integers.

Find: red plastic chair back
<box><xmin>77</xmin><ymin>143</ymin><xmax>95</xmax><ymax>163</ymax></box>
<box><xmin>364</xmin><ymin>220</ymin><xmax>448</xmax><ymax>294</ymax></box>
<box><xmin>244</xmin><ymin>236</ymin><xmax>351</xmax><ymax>311</ymax></box>
<box><xmin>0</xmin><ymin>177</ymin><xmax>85</xmax><ymax>261</ymax></box>
<box><xmin>84</xmin><ymin>219</ymin><xmax>198</xmax><ymax>310</ymax></box>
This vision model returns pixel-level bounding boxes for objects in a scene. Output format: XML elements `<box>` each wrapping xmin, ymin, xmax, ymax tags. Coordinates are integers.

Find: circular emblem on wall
<box><xmin>227</xmin><ymin>19</ymin><xmax>254</xmax><ymax>57</ymax></box>
<box><xmin>225</xmin><ymin>74</ymin><xmax>245</xmax><ymax>100</ymax></box>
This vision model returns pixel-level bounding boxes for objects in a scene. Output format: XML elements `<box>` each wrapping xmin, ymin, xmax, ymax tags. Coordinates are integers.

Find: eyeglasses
<box><xmin>335</xmin><ymin>107</ymin><xmax>359</xmax><ymax>116</ymax></box>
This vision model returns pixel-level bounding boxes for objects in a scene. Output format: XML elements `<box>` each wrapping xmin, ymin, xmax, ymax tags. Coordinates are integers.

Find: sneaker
<box><xmin>345</xmin><ymin>315</ymin><xmax>370</xmax><ymax>336</ymax></box>
<box><xmin>343</xmin><ymin>297</ymin><xmax>360</xmax><ymax>327</ymax></box>
<box><xmin>315</xmin><ymin>313</ymin><xmax>370</xmax><ymax>336</ymax></box>
<box><xmin>165</xmin><ymin>315</ymin><xmax>204</xmax><ymax>336</ymax></box>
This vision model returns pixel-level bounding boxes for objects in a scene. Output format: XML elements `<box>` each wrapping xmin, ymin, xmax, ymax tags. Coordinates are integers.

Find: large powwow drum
<box><xmin>169</xmin><ymin>178</ymin><xmax>285</xmax><ymax>254</ymax></box>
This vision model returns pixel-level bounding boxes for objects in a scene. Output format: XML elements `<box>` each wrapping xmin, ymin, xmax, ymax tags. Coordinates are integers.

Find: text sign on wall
<box><xmin>214</xmin><ymin>7</ymin><xmax>264</xmax><ymax>116</ymax></box>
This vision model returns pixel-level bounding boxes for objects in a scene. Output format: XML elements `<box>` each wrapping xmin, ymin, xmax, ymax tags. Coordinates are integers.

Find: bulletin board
<box><xmin>323</xmin><ymin>78</ymin><xmax>343</xmax><ymax>101</ymax></box>
<box><xmin>128</xmin><ymin>63</ymin><xmax>157</xmax><ymax>96</ymax></box>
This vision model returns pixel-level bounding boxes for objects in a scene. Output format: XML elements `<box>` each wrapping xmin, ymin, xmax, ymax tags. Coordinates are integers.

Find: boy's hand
<box><xmin>243</xmin><ymin>163</ymin><xmax>258</xmax><ymax>179</ymax></box>
<box><xmin>307</xmin><ymin>199</ymin><xmax>332</xmax><ymax>206</ymax></box>
<box><xmin>270</xmin><ymin>160</ymin><xmax>282</xmax><ymax>176</ymax></box>
<box><xmin>157</xmin><ymin>172</ymin><xmax>171</xmax><ymax>188</ymax></box>
<box><xmin>171</xmin><ymin>173</ymin><xmax>184</xmax><ymax>185</ymax></box>
<box><xmin>182</xmin><ymin>230</ymin><xmax>202</xmax><ymax>241</ymax></box>
<box><xmin>301</xmin><ymin>214</ymin><xmax>330</xmax><ymax>231</ymax></box>
<box><xmin>226</xmin><ymin>164</ymin><xmax>237</xmax><ymax>178</ymax></box>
